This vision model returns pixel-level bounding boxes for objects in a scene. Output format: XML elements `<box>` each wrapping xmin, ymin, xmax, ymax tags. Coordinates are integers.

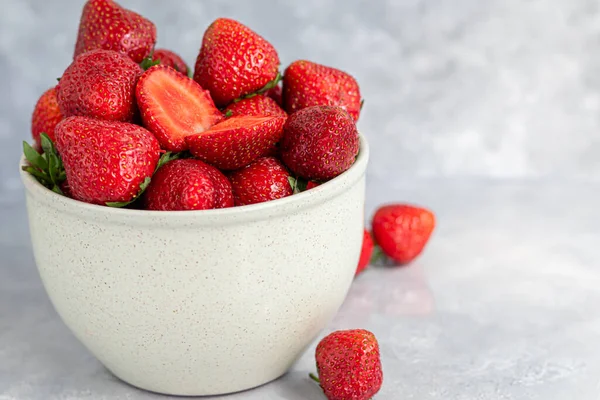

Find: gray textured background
<box><xmin>3</xmin><ymin>1</ymin><xmax>600</xmax><ymax>399</ymax></box>
<box><xmin>2</xmin><ymin>0</ymin><xmax>600</xmax><ymax>204</ymax></box>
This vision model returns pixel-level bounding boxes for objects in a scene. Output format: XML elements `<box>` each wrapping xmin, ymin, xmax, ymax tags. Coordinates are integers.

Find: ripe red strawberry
<box><xmin>60</xmin><ymin>181</ymin><xmax>73</xmax><ymax>199</ymax></box>
<box><xmin>186</xmin><ymin>115</ymin><xmax>286</xmax><ymax>170</ymax></box>
<box><xmin>74</xmin><ymin>0</ymin><xmax>156</xmax><ymax>63</ymax></box>
<box><xmin>202</xmin><ymin>161</ymin><xmax>235</xmax><ymax>209</ymax></box>
<box><xmin>193</xmin><ymin>18</ymin><xmax>280</xmax><ymax>107</ymax></box>
<box><xmin>144</xmin><ymin>159</ymin><xmax>233</xmax><ymax>211</ymax></box>
<box><xmin>228</xmin><ymin>157</ymin><xmax>292</xmax><ymax>206</ymax></box>
<box><xmin>356</xmin><ymin>229</ymin><xmax>374</xmax><ymax>276</ymax></box>
<box><xmin>306</xmin><ymin>181</ymin><xmax>320</xmax><ymax>190</ymax></box>
<box><xmin>152</xmin><ymin>49</ymin><xmax>189</xmax><ymax>76</ymax></box>
<box><xmin>224</xmin><ymin>95</ymin><xmax>287</xmax><ymax>118</ymax></box>
<box><xmin>136</xmin><ymin>64</ymin><xmax>224</xmax><ymax>152</ymax></box>
<box><xmin>312</xmin><ymin>329</ymin><xmax>383</xmax><ymax>400</ymax></box>
<box><xmin>283</xmin><ymin>60</ymin><xmax>362</xmax><ymax>121</ymax></box>
<box><xmin>57</xmin><ymin>49</ymin><xmax>142</xmax><ymax>122</ymax></box>
<box><xmin>280</xmin><ymin>106</ymin><xmax>359</xmax><ymax>180</ymax></box>
<box><xmin>372</xmin><ymin>204</ymin><xmax>436</xmax><ymax>264</ymax></box>
<box><xmin>31</xmin><ymin>87</ymin><xmax>63</xmax><ymax>146</ymax></box>
<box><xmin>266</xmin><ymin>83</ymin><xmax>283</xmax><ymax>106</ymax></box>
<box><xmin>55</xmin><ymin>116</ymin><xmax>160</xmax><ymax>205</ymax></box>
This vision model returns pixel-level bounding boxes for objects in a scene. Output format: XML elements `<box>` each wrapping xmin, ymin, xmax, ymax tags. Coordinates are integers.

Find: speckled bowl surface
<box><xmin>20</xmin><ymin>135</ymin><xmax>369</xmax><ymax>396</ymax></box>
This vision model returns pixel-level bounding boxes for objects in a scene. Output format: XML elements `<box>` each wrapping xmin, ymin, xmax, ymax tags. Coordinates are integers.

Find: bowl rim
<box><xmin>20</xmin><ymin>134</ymin><xmax>369</xmax><ymax>225</ymax></box>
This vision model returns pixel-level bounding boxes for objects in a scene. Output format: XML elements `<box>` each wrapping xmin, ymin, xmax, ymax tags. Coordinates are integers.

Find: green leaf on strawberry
<box><xmin>155</xmin><ymin>151</ymin><xmax>180</xmax><ymax>170</ymax></box>
<box><xmin>233</xmin><ymin>71</ymin><xmax>282</xmax><ymax>103</ymax></box>
<box><xmin>287</xmin><ymin>176</ymin><xmax>308</xmax><ymax>194</ymax></box>
<box><xmin>22</xmin><ymin>133</ymin><xmax>66</xmax><ymax>195</ymax></box>
<box><xmin>369</xmin><ymin>244</ymin><xmax>385</xmax><ymax>265</ymax></box>
<box><xmin>105</xmin><ymin>177</ymin><xmax>151</xmax><ymax>208</ymax></box>
<box><xmin>140</xmin><ymin>55</ymin><xmax>160</xmax><ymax>71</ymax></box>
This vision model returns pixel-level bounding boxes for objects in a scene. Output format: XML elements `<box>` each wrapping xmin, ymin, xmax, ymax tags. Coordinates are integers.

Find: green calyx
<box><xmin>105</xmin><ymin>177</ymin><xmax>151</xmax><ymax>208</ymax></box>
<box><xmin>140</xmin><ymin>56</ymin><xmax>160</xmax><ymax>71</ymax></box>
<box><xmin>370</xmin><ymin>244</ymin><xmax>385</xmax><ymax>265</ymax></box>
<box><xmin>287</xmin><ymin>176</ymin><xmax>308</xmax><ymax>194</ymax></box>
<box><xmin>105</xmin><ymin>151</ymin><xmax>180</xmax><ymax>208</ymax></box>
<box><xmin>233</xmin><ymin>71</ymin><xmax>282</xmax><ymax>103</ymax></box>
<box><xmin>140</xmin><ymin>49</ymin><xmax>193</xmax><ymax>78</ymax></box>
<box><xmin>140</xmin><ymin>50</ymin><xmax>159</xmax><ymax>71</ymax></box>
<box><xmin>22</xmin><ymin>133</ymin><xmax>66</xmax><ymax>195</ymax></box>
<box><xmin>155</xmin><ymin>151</ymin><xmax>180</xmax><ymax>170</ymax></box>
<box><xmin>224</xmin><ymin>109</ymin><xmax>233</xmax><ymax>118</ymax></box>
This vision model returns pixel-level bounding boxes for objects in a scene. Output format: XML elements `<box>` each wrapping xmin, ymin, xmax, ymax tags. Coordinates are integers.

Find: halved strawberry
<box><xmin>186</xmin><ymin>115</ymin><xmax>285</xmax><ymax>170</ymax></box>
<box><xmin>136</xmin><ymin>64</ymin><xmax>223</xmax><ymax>152</ymax></box>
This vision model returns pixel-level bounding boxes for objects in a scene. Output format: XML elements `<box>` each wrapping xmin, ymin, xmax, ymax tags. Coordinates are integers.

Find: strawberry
<box><xmin>186</xmin><ymin>115</ymin><xmax>286</xmax><ymax>170</ymax></box>
<box><xmin>224</xmin><ymin>95</ymin><xmax>287</xmax><ymax>118</ymax></box>
<box><xmin>31</xmin><ymin>87</ymin><xmax>63</xmax><ymax>146</ymax></box>
<box><xmin>228</xmin><ymin>157</ymin><xmax>292</xmax><ymax>206</ymax></box>
<box><xmin>193</xmin><ymin>18</ymin><xmax>280</xmax><ymax>107</ymax></box>
<box><xmin>144</xmin><ymin>159</ymin><xmax>233</xmax><ymax>211</ymax></box>
<box><xmin>283</xmin><ymin>60</ymin><xmax>362</xmax><ymax>121</ymax></box>
<box><xmin>136</xmin><ymin>64</ymin><xmax>223</xmax><ymax>152</ymax></box>
<box><xmin>60</xmin><ymin>181</ymin><xmax>73</xmax><ymax>199</ymax></box>
<box><xmin>266</xmin><ymin>83</ymin><xmax>283</xmax><ymax>106</ymax></box>
<box><xmin>306</xmin><ymin>181</ymin><xmax>320</xmax><ymax>190</ymax></box>
<box><xmin>280</xmin><ymin>105</ymin><xmax>359</xmax><ymax>180</ymax></box>
<box><xmin>151</xmin><ymin>49</ymin><xmax>189</xmax><ymax>76</ymax></box>
<box><xmin>202</xmin><ymin>161</ymin><xmax>235</xmax><ymax>209</ymax></box>
<box><xmin>57</xmin><ymin>49</ymin><xmax>142</xmax><ymax>122</ymax></box>
<box><xmin>372</xmin><ymin>204</ymin><xmax>436</xmax><ymax>264</ymax></box>
<box><xmin>356</xmin><ymin>229</ymin><xmax>374</xmax><ymax>276</ymax></box>
<box><xmin>311</xmin><ymin>329</ymin><xmax>383</xmax><ymax>400</ymax></box>
<box><xmin>74</xmin><ymin>0</ymin><xmax>156</xmax><ymax>63</ymax></box>
<box><xmin>55</xmin><ymin>116</ymin><xmax>160</xmax><ymax>205</ymax></box>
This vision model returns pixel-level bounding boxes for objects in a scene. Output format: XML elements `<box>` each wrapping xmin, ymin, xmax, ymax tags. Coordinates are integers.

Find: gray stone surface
<box><xmin>3</xmin><ymin>179</ymin><xmax>600</xmax><ymax>399</ymax></box>
<box><xmin>2</xmin><ymin>0</ymin><xmax>600</xmax><ymax>398</ymax></box>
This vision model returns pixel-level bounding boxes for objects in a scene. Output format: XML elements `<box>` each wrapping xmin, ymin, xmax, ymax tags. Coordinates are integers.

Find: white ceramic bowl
<box><xmin>20</xmin><ymin>136</ymin><xmax>369</xmax><ymax>396</ymax></box>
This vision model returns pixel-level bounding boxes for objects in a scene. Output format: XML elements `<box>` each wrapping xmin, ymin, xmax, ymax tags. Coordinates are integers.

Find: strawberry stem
<box><xmin>309</xmin><ymin>373</ymin><xmax>320</xmax><ymax>384</ymax></box>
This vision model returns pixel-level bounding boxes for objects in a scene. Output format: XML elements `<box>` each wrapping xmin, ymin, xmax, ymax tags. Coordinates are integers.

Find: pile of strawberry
<box><xmin>24</xmin><ymin>1</ymin><xmax>438</xmax><ymax>399</ymax></box>
<box><xmin>25</xmin><ymin>0</ymin><xmax>362</xmax><ymax>212</ymax></box>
